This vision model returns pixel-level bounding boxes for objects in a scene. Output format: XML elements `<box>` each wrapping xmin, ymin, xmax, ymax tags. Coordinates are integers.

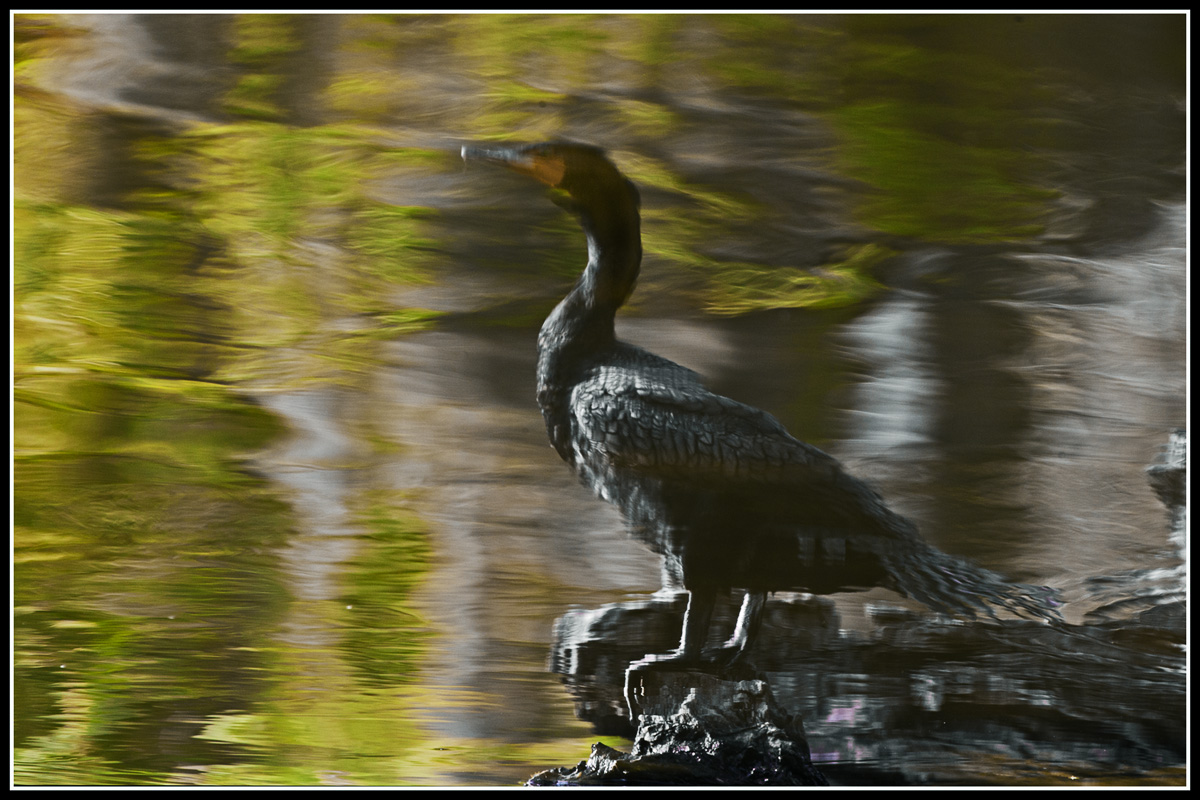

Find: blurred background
<box><xmin>12</xmin><ymin>13</ymin><xmax>1186</xmax><ymax>786</ymax></box>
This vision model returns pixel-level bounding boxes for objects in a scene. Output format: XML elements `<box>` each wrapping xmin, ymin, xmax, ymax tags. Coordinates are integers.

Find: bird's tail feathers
<box><xmin>883</xmin><ymin>541</ymin><xmax>1063</xmax><ymax>624</ymax></box>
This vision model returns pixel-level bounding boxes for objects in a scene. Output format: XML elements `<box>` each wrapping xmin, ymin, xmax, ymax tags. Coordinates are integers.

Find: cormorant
<box><xmin>462</xmin><ymin>141</ymin><xmax>1061</xmax><ymax>665</ymax></box>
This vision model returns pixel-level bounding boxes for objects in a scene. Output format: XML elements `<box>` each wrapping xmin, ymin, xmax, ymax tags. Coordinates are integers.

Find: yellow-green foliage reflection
<box><xmin>223</xmin><ymin>14</ymin><xmax>304</xmax><ymax>121</ymax></box>
<box><xmin>338</xmin><ymin>503</ymin><xmax>433</xmax><ymax>686</ymax></box>
<box><xmin>838</xmin><ymin>105</ymin><xmax>1055</xmax><ymax>242</ymax></box>
<box><xmin>830</xmin><ymin>16</ymin><xmax>1060</xmax><ymax>243</ymax></box>
<box><xmin>13</xmin><ymin>14</ymin><xmax>450</xmax><ymax>786</ymax></box>
<box><xmin>703</xmin><ymin>244</ymin><xmax>891</xmax><ymax>315</ymax></box>
<box><xmin>14</xmin><ymin>11</ymin><xmax>1182</xmax><ymax>787</ymax></box>
<box><xmin>626</xmin><ymin>154</ymin><xmax>886</xmax><ymax>314</ymax></box>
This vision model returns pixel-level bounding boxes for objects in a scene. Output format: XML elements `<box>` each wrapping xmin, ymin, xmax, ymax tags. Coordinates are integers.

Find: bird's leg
<box><xmin>625</xmin><ymin>588</ymin><xmax>715</xmax><ymax>721</ymax></box>
<box><xmin>714</xmin><ymin>590</ymin><xmax>765</xmax><ymax>666</ymax></box>
<box><xmin>676</xmin><ymin>588</ymin><xmax>715</xmax><ymax>660</ymax></box>
<box><xmin>727</xmin><ymin>590</ymin><xmax>766</xmax><ymax>650</ymax></box>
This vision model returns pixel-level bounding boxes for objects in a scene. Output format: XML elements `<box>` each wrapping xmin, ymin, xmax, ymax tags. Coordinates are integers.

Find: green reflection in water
<box><xmin>628</xmin><ymin>152</ymin><xmax>887</xmax><ymax>314</ymax></box>
<box><xmin>455</xmin><ymin>13</ymin><xmax>609</xmax><ymax>82</ymax></box>
<box><xmin>338</xmin><ymin>504</ymin><xmax>433</xmax><ymax>686</ymax></box>
<box><xmin>13</xmin><ymin>460</ymin><xmax>295</xmax><ymax>784</ymax></box>
<box><xmin>828</xmin><ymin>15</ymin><xmax>1061</xmax><ymax>244</ymax></box>
<box><xmin>706</xmin><ymin>14</ymin><xmax>822</xmax><ymax>96</ymax></box>
<box><xmin>14</xmin><ymin>11</ymin><xmax>1183</xmax><ymax>785</ymax></box>
<box><xmin>223</xmin><ymin>13</ymin><xmax>305</xmax><ymax>122</ymax></box>
<box><xmin>702</xmin><ymin>243</ymin><xmax>891</xmax><ymax>315</ymax></box>
<box><xmin>13</xmin><ymin>13</ymin><xmax>455</xmax><ymax>785</ymax></box>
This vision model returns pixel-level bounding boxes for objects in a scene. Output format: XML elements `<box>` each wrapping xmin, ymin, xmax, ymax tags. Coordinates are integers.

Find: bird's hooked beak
<box><xmin>461</xmin><ymin>143</ymin><xmax>566</xmax><ymax>188</ymax></box>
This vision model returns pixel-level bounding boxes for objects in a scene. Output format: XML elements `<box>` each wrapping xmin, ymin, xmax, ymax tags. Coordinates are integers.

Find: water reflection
<box><xmin>14</xmin><ymin>12</ymin><xmax>1186</xmax><ymax>787</ymax></box>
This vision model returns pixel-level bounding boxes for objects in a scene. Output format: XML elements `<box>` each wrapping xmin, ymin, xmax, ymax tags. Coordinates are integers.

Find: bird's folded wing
<box><xmin>571</xmin><ymin>366</ymin><xmax>920</xmax><ymax>539</ymax></box>
<box><xmin>573</xmin><ymin>375</ymin><xmax>840</xmax><ymax>484</ymax></box>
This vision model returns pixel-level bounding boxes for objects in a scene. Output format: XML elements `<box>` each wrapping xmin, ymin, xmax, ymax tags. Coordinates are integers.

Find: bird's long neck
<box><xmin>537</xmin><ymin>194</ymin><xmax>641</xmax><ymax>460</ymax></box>
<box><xmin>541</xmin><ymin>198</ymin><xmax>642</xmax><ymax>355</ymax></box>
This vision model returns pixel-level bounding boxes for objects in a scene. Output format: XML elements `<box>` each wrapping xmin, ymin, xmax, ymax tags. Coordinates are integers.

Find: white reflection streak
<box><xmin>257</xmin><ymin>389</ymin><xmax>362</xmax><ymax>638</ymax></box>
<box><xmin>837</xmin><ymin>292</ymin><xmax>938</xmax><ymax>459</ymax></box>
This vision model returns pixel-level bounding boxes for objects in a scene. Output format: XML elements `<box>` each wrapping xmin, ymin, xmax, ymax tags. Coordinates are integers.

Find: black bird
<box><xmin>462</xmin><ymin>141</ymin><xmax>1061</xmax><ymax>665</ymax></box>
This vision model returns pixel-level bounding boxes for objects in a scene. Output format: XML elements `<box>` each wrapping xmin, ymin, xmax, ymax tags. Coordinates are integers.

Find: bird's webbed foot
<box><xmin>623</xmin><ymin>589</ymin><xmax>768</xmax><ymax>719</ymax></box>
<box><xmin>623</xmin><ymin>588</ymin><xmax>716</xmax><ymax>719</ymax></box>
<box><xmin>699</xmin><ymin>641</ymin><xmax>753</xmax><ymax>669</ymax></box>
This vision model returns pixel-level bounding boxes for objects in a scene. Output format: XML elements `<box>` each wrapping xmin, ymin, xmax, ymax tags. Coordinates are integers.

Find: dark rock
<box><xmin>528</xmin><ymin>668</ymin><xmax>827</xmax><ymax>786</ymax></box>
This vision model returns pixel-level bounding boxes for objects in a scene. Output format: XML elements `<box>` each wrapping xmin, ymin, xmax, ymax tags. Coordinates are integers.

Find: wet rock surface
<box><xmin>528</xmin><ymin>668</ymin><xmax>827</xmax><ymax>786</ymax></box>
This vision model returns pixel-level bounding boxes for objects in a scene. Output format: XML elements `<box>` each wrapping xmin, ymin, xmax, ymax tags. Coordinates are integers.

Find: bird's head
<box><xmin>461</xmin><ymin>140</ymin><xmax>639</xmax><ymax>220</ymax></box>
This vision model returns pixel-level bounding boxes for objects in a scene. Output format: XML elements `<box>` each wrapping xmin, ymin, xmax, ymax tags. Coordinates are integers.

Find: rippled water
<box><xmin>13</xmin><ymin>13</ymin><xmax>1186</xmax><ymax>786</ymax></box>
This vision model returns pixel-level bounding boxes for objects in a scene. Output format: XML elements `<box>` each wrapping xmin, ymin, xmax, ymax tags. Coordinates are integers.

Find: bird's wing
<box><xmin>572</xmin><ymin>368</ymin><xmax>920</xmax><ymax>540</ymax></box>
<box><xmin>571</xmin><ymin>362</ymin><xmax>848</xmax><ymax>486</ymax></box>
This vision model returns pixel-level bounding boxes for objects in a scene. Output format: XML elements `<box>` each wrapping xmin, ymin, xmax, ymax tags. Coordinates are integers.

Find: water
<box><xmin>13</xmin><ymin>13</ymin><xmax>1186</xmax><ymax>786</ymax></box>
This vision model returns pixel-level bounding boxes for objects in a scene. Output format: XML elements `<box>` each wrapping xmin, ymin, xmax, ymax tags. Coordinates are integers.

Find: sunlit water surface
<box><xmin>14</xmin><ymin>13</ymin><xmax>1186</xmax><ymax>786</ymax></box>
